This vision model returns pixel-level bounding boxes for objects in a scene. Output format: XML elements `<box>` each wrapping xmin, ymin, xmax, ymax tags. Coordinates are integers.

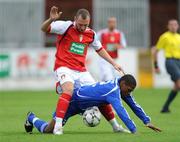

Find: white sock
<box><xmin>54</xmin><ymin>117</ymin><xmax>63</xmax><ymax>129</ymax></box>
<box><xmin>109</xmin><ymin>118</ymin><xmax>120</xmax><ymax>129</ymax></box>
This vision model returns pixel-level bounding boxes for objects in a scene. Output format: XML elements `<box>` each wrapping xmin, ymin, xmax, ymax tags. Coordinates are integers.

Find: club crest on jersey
<box><xmin>61</xmin><ymin>74</ymin><xmax>66</xmax><ymax>80</ymax></box>
<box><xmin>79</xmin><ymin>34</ymin><xmax>83</xmax><ymax>42</ymax></box>
<box><xmin>110</xmin><ymin>36</ymin><xmax>115</xmax><ymax>42</ymax></box>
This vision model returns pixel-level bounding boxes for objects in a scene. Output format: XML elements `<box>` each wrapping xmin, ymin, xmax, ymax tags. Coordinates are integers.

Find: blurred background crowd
<box><xmin>0</xmin><ymin>0</ymin><xmax>178</xmax><ymax>90</ymax></box>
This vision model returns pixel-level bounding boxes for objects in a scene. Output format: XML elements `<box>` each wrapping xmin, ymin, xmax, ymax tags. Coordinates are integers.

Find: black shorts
<box><xmin>165</xmin><ymin>58</ymin><xmax>180</xmax><ymax>82</ymax></box>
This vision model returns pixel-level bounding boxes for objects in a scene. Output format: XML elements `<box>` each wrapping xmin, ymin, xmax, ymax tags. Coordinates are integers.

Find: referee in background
<box><xmin>152</xmin><ymin>19</ymin><xmax>180</xmax><ymax>113</ymax></box>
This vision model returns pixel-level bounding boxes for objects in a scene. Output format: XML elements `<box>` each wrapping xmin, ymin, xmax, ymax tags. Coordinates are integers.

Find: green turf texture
<box><xmin>0</xmin><ymin>88</ymin><xmax>180</xmax><ymax>142</ymax></box>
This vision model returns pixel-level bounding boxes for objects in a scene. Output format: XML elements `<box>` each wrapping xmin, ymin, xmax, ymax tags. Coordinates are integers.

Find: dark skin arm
<box><xmin>146</xmin><ymin>123</ymin><xmax>162</xmax><ymax>132</ymax></box>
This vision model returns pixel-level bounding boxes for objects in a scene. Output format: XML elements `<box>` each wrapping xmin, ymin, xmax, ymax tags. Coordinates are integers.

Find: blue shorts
<box><xmin>165</xmin><ymin>58</ymin><xmax>180</xmax><ymax>82</ymax></box>
<box><xmin>52</xmin><ymin>100</ymin><xmax>105</xmax><ymax>126</ymax></box>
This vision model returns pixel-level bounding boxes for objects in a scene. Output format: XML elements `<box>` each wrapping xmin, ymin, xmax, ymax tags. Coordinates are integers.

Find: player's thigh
<box><xmin>54</xmin><ymin>67</ymin><xmax>75</xmax><ymax>94</ymax></box>
<box><xmin>98</xmin><ymin>58</ymin><xmax>114</xmax><ymax>81</ymax></box>
<box><xmin>165</xmin><ymin>59</ymin><xmax>180</xmax><ymax>82</ymax></box>
<box><xmin>79</xmin><ymin>71</ymin><xmax>96</xmax><ymax>86</ymax></box>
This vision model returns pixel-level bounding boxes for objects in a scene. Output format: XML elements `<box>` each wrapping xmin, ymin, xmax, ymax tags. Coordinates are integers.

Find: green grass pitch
<box><xmin>0</xmin><ymin>88</ymin><xmax>180</xmax><ymax>142</ymax></box>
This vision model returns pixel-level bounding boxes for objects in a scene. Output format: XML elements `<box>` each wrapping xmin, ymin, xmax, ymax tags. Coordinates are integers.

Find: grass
<box><xmin>0</xmin><ymin>88</ymin><xmax>180</xmax><ymax>142</ymax></box>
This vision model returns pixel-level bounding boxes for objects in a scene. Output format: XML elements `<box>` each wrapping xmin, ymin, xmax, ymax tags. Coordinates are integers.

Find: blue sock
<box><xmin>33</xmin><ymin>118</ymin><xmax>48</xmax><ymax>133</ymax></box>
<box><xmin>28</xmin><ymin>114</ymin><xmax>48</xmax><ymax>133</ymax></box>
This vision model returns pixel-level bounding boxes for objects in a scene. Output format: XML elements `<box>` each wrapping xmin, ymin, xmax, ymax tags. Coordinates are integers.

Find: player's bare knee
<box><xmin>61</xmin><ymin>82</ymin><xmax>74</xmax><ymax>94</ymax></box>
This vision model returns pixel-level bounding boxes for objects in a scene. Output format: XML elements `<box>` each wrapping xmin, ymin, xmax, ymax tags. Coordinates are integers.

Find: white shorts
<box><xmin>54</xmin><ymin>67</ymin><xmax>95</xmax><ymax>94</ymax></box>
<box><xmin>98</xmin><ymin>58</ymin><xmax>119</xmax><ymax>81</ymax></box>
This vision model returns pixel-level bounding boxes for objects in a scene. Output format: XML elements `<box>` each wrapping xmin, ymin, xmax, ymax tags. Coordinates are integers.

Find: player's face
<box><xmin>168</xmin><ymin>20</ymin><xmax>179</xmax><ymax>33</ymax></box>
<box><xmin>120</xmin><ymin>81</ymin><xmax>135</xmax><ymax>96</ymax></box>
<box><xmin>75</xmin><ymin>15</ymin><xmax>90</xmax><ymax>32</ymax></box>
<box><xmin>108</xmin><ymin>17</ymin><xmax>117</xmax><ymax>31</ymax></box>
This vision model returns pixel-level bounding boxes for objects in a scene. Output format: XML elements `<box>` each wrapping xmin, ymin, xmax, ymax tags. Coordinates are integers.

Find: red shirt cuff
<box><xmin>96</xmin><ymin>47</ymin><xmax>103</xmax><ymax>52</ymax></box>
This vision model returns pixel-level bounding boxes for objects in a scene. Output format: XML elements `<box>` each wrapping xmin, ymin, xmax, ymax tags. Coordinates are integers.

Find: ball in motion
<box><xmin>82</xmin><ymin>106</ymin><xmax>101</xmax><ymax>127</ymax></box>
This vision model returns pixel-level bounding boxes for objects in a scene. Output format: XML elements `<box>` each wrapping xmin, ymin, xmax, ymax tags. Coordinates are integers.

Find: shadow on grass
<box><xmin>65</xmin><ymin>130</ymin><xmax>112</xmax><ymax>135</ymax></box>
<box><xmin>0</xmin><ymin>130</ymin><xmax>129</xmax><ymax>136</ymax></box>
<box><xmin>0</xmin><ymin>131</ymin><xmax>41</xmax><ymax>136</ymax></box>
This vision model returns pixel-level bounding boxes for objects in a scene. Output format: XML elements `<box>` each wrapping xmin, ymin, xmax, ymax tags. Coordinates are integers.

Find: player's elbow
<box><xmin>41</xmin><ymin>27</ymin><xmax>48</xmax><ymax>33</ymax></box>
<box><xmin>41</xmin><ymin>24</ymin><xmax>50</xmax><ymax>33</ymax></box>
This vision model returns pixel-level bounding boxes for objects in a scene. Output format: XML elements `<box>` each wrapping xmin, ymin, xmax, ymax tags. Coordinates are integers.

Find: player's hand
<box><xmin>146</xmin><ymin>123</ymin><xmax>162</xmax><ymax>132</ymax></box>
<box><xmin>113</xmin><ymin>63</ymin><xmax>125</xmax><ymax>75</ymax></box>
<box><xmin>50</xmin><ymin>6</ymin><xmax>62</xmax><ymax>21</ymax></box>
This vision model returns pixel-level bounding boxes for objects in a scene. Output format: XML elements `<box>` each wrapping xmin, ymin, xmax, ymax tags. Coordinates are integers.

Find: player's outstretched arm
<box><xmin>41</xmin><ymin>6</ymin><xmax>62</xmax><ymax>32</ymax></box>
<box><xmin>146</xmin><ymin>123</ymin><xmax>162</xmax><ymax>132</ymax></box>
<box><xmin>122</xmin><ymin>95</ymin><xmax>151</xmax><ymax>124</ymax></box>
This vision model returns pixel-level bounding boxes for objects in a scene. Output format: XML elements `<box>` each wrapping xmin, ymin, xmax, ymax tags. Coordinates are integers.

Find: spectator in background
<box><xmin>97</xmin><ymin>17</ymin><xmax>127</xmax><ymax>81</ymax></box>
<box><xmin>40</xmin><ymin>6</ymin><xmax>125</xmax><ymax>135</ymax></box>
<box><xmin>152</xmin><ymin>19</ymin><xmax>180</xmax><ymax>113</ymax></box>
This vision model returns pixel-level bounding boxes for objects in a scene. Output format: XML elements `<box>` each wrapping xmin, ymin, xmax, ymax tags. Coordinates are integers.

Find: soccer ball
<box><xmin>82</xmin><ymin>106</ymin><xmax>101</xmax><ymax>127</ymax></box>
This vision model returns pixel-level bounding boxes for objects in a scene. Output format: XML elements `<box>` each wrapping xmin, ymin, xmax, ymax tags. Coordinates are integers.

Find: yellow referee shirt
<box><xmin>156</xmin><ymin>31</ymin><xmax>180</xmax><ymax>59</ymax></box>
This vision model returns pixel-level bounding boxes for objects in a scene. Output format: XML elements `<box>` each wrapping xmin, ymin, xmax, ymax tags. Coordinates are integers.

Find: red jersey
<box><xmin>49</xmin><ymin>21</ymin><xmax>102</xmax><ymax>71</ymax></box>
<box><xmin>97</xmin><ymin>29</ymin><xmax>126</xmax><ymax>59</ymax></box>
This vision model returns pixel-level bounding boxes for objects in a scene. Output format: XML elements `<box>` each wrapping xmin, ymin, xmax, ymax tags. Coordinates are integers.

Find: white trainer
<box><xmin>113</xmin><ymin>125</ymin><xmax>131</xmax><ymax>133</ymax></box>
<box><xmin>53</xmin><ymin>127</ymin><xmax>63</xmax><ymax>135</ymax></box>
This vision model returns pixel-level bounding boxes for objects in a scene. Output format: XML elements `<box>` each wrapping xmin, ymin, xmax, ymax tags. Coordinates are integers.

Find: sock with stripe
<box><xmin>28</xmin><ymin>114</ymin><xmax>48</xmax><ymax>133</ymax></box>
<box><xmin>54</xmin><ymin>93</ymin><xmax>72</xmax><ymax>128</ymax></box>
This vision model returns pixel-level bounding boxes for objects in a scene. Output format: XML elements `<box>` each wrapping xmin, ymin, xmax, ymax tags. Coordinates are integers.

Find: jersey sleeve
<box><xmin>89</xmin><ymin>31</ymin><xmax>102</xmax><ymax>51</ymax></box>
<box><xmin>107</xmin><ymin>96</ymin><xmax>136</xmax><ymax>133</ymax></box>
<box><xmin>156</xmin><ymin>34</ymin><xmax>166</xmax><ymax>50</ymax></box>
<box><xmin>120</xmin><ymin>32</ymin><xmax>127</xmax><ymax>48</ymax></box>
<box><xmin>122</xmin><ymin>95</ymin><xmax>151</xmax><ymax>125</ymax></box>
<box><xmin>49</xmin><ymin>20</ymin><xmax>72</xmax><ymax>35</ymax></box>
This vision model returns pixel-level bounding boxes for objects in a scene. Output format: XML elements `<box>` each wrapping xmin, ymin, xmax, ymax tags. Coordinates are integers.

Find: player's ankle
<box><xmin>54</xmin><ymin>117</ymin><xmax>63</xmax><ymax>129</ymax></box>
<box><xmin>53</xmin><ymin>118</ymin><xmax>63</xmax><ymax>135</ymax></box>
<box><xmin>109</xmin><ymin>118</ymin><xmax>120</xmax><ymax>129</ymax></box>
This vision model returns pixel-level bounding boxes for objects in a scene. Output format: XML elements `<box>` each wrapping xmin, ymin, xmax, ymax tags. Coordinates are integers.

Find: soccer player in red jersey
<box><xmin>41</xmin><ymin>6</ymin><xmax>125</xmax><ymax>135</ymax></box>
<box><xmin>97</xmin><ymin>17</ymin><xmax>127</xmax><ymax>81</ymax></box>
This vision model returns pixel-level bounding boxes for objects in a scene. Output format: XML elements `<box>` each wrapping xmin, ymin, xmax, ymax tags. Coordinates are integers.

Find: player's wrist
<box><xmin>49</xmin><ymin>17</ymin><xmax>54</xmax><ymax>22</ymax></box>
<box><xmin>131</xmin><ymin>129</ymin><xmax>137</xmax><ymax>134</ymax></box>
<box><xmin>145</xmin><ymin>122</ymin><xmax>150</xmax><ymax>126</ymax></box>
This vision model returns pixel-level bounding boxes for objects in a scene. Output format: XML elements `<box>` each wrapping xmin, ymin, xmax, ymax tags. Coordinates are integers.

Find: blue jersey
<box><xmin>70</xmin><ymin>78</ymin><xmax>150</xmax><ymax>133</ymax></box>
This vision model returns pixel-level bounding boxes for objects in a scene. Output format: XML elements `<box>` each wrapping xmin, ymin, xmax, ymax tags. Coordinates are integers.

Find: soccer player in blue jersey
<box><xmin>24</xmin><ymin>74</ymin><xmax>161</xmax><ymax>134</ymax></box>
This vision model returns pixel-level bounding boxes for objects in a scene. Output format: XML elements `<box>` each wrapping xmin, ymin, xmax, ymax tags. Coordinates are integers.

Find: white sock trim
<box><xmin>32</xmin><ymin>117</ymin><xmax>39</xmax><ymax>124</ymax></box>
<box><xmin>54</xmin><ymin>117</ymin><xmax>63</xmax><ymax>128</ymax></box>
<box><xmin>109</xmin><ymin>118</ymin><xmax>120</xmax><ymax>129</ymax></box>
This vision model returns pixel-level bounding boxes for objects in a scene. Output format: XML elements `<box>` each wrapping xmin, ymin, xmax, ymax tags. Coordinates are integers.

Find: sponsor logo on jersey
<box><xmin>107</xmin><ymin>44</ymin><xmax>116</xmax><ymax>51</ymax></box>
<box><xmin>70</xmin><ymin>42</ymin><xmax>86</xmax><ymax>55</ymax></box>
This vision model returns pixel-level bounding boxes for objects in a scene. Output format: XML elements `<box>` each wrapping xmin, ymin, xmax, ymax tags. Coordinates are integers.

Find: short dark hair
<box><xmin>76</xmin><ymin>9</ymin><xmax>90</xmax><ymax>19</ymax></box>
<box><xmin>120</xmin><ymin>74</ymin><xmax>137</xmax><ymax>87</ymax></box>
